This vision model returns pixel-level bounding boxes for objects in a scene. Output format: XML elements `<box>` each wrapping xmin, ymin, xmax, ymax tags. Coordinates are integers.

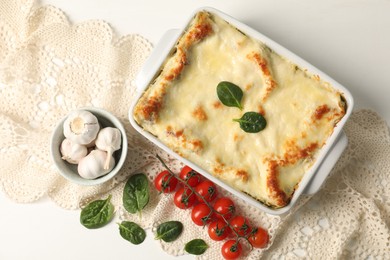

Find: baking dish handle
<box><xmin>304</xmin><ymin>131</ymin><xmax>348</xmax><ymax>195</ymax></box>
<box><xmin>135</xmin><ymin>29</ymin><xmax>181</xmax><ymax>92</ymax></box>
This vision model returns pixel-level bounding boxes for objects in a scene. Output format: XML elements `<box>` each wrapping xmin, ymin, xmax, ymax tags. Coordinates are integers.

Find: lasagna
<box><xmin>133</xmin><ymin>11</ymin><xmax>346</xmax><ymax>208</ymax></box>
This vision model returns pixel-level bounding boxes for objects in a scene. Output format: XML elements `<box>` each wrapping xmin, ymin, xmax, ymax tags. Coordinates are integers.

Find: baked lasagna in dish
<box><xmin>133</xmin><ymin>11</ymin><xmax>346</xmax><ymax>208</ymax></box>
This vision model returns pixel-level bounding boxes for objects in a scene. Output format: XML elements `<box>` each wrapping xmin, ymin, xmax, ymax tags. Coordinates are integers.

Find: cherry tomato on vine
<box><xmin>208</xmin><ymin>219</ymin><xmax>231</xmax><ymax>241</ymax></box>
<box><xmin>213</xmin><ymin>197</ymin><xmax>235</xmax><ymax>220</ymax></box>
<box><xmin>248</xmin><ymin>227</ymin><xmax>269</xmax><ymax>248</ymax></box>
<box><xmin>179</xmin><ymin>166</ymin><xmax>201</xmax><ymax>187</ymax></box>
<box><xmin>191</xmin><ymin>203</ymin><xmax>214</xmax><ymax>226</ymax></box>
<box><xmin>174</xmin><ymin>187</ymin><xmax>196</xmax><ymax>209</ymax></box>
<box><xmin>195</xmin><ymin>180</ymin><xmax>217</xmax><ymax>202</ymax></box>
<box><xmin>154</xmin><ymin>170</ymin><xmax>178</xmax><ymax>193</ymax></box>
<box><xmin>221</xmin><ymin>240</ymin><xmax>242</xmax><ymax>260</ymax></box>
<box><xmin>229</xmin><ymin>215</ymin><xmax>251</xmax><ymax>236</ymax></box>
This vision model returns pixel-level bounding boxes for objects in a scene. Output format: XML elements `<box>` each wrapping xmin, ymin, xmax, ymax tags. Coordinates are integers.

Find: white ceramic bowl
<box><xmin>51</xmin><ymin>107</ymin><xmax>128</xmax><ymax>186</ymax></box>
<box><xmin>129</xmin><ymin>7</ymin><xmax>354</xmax><ymax>215</ymax></box>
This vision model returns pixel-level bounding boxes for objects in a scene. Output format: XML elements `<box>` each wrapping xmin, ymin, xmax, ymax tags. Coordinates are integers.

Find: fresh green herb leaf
<box><xmin>233</xmin><ymin>111</ymin><xmax>267</xmax><ymax>133</ymax></box>
<box><xmin>217</xmin><ymin>81</ymin><xmax>243</xmax><ymax>110</ymax></box>
<box><xmin>118</xmin><ymin>221</ymin><xmax>146</xmax><ymax>245</ymax></box>
<box><xmin>80</xmin><ymin>194</ymin><xmax>114</xmax><ymax>229</ymax></box>
<box><xmin>123</xmin><ymin>173</ymin><xmax>150</xmax><ymax>215</ymax></box>
<box><xmin>184</xmin><ymin>239</ymin><xmax>208</xmax><ymax>255</ymax></box>
<box><xmin>155</xmin><ymin>221</ymin><xmax>183</xmax><ymax>242</ymax></box>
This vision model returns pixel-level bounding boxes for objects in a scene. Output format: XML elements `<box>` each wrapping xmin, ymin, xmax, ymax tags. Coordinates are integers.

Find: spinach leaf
<box><xmin>118</xmin><ymin>221</ymin><xmax>146</xmax><ymax>245</ymax></box>
<box><xmin>233</xmin><ymin>111</ymin><xmax>267</xmax><ymax>133</ymax></box>
<box><xmin>184</xmin><ymin>239</ymin><xmax>208</xmax><ymax>255</ymax></box>
<box><xmin>123</xmin><ymin>173</ymin><xmax>150</xmax><ymax>215</ymax></box>
<box><xmin>155</xmin><ymin>221</ymin><xmax>183</xmax><ymax>242</ymax></box>
<box><xmin>80</xmin><ymin>194</ymin><xmax>114</xmax><ymax>229</ymax></box>
<box><xmin>217</xmin><ymin>81</ymin><xmax>243</xmax><ymax>110</ymax></box>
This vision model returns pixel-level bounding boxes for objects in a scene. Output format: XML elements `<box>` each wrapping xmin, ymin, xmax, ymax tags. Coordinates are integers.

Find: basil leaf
<box><xmin>217</xmin><ymin>81</ymin><xmax>243</xmax><ymax>110</ymax></box>
<box><xmin>233</xmin><ymin>111</ymin><xmax>267</xmax><ymax>133</ymax></box>
<box><xmin>118</xmin><ymin>221</ymin><xmax>146</xmax><ymax>245</ymax></box>
<box><xmin>80</xmin><ymin>194</ymin><xmax>114</xmax><ymax>229</ymax></box>
<box><xmin>123</xmin><ymin>173</ymin><xmax>150</xmax><ymax>214</ymax></box>
<box><xmin>155</xmin><ymin>221</ymin><xmax>183</xmax><ymax>242</ymax></box>
<box><xmin>184</xmin><ymin>239</ymin><xmax>208</xmax><ymax>255</ymax></box>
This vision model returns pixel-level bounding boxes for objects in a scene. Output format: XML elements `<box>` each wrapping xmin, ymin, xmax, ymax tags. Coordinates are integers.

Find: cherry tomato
<box><xmin>191</xmin><ymin>203</ymin><xmax>214</xmax><ymax>226</ymax></box>
<box><xmin>195</xmin><ymin>180</ymin><xmax>217</xmax><ymax>202</ymax></box>
<box><xmin>208</xmin><ymin>219</ymin><xmax>231</xmax><ymax>241</ymax></box>
<box><xmin>213</xmin><ymin>197</ymin><xmax>235</xmax><ymax>220</ymax></box>
<box><xmin>229</xmin><ymin>216</ymin><xmax>251</xmax><ymax>236</ymax></box>
<box><xmin>174</xmin><ymin>187</ymin><xmax>196</xmax><ymax>209</ymax></box>
<box><xmin>179</xmin><ymin>166</ymin><xmax>201</xmax><ymax>187</ymax></box>
<box><xmin>221</xmin><ymin>240</ymin><xmax>242</xmax><ymax>260</ymax></box>
<box><xmin>154</xmin><ymin>170</ymin><xmax>178</xmax><ymax>193</ymax></box>
<box><xmin>248</xmin><ymin>227</ymin><xmax>269</xmax><ymax>248</ymax></box>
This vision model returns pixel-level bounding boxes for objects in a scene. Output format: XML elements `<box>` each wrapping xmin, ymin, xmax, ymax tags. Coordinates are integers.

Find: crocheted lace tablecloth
<box><xmin>0</xmin><ymin>1</ymin><xmax>389</xmax><ymax>259</ymax></box>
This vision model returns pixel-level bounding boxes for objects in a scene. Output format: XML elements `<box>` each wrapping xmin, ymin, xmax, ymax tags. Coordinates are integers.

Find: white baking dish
<box><xmin>129</xmin><ymin>7</ymin><xmax>354</xmax><ymax>215</ymax></box>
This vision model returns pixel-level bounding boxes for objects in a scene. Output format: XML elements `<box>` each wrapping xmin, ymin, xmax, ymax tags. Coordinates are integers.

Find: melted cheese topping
<box><xmin>133</xmin><ymin>11</ymin><xmax>346</xmax><ymax>208</ymax></box>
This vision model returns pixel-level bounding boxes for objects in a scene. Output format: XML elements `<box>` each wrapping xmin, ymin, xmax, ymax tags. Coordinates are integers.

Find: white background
<box><xmin>1</xmin><ymin>0</ymin><xmax>390</xmax><ymax>259</ymax></box>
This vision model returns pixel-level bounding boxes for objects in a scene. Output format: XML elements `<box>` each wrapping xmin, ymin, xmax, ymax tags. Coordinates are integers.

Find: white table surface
<box><xmin>1</xmin><ymin>0</ymin><xmax>390</xmax><ymax>259</ymax></box>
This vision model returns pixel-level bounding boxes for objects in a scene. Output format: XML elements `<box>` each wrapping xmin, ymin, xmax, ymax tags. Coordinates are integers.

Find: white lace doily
<box><xmin>0</xmin><ymin>1</ymin><xmax>389</xmax><ymax>259</ymax></box>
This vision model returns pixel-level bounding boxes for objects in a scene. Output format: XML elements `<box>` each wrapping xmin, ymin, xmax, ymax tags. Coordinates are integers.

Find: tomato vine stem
<box><xmin>156</xmin><ymin>154</ymin><xmax>255</xmax><ymax>248</ymax></box>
